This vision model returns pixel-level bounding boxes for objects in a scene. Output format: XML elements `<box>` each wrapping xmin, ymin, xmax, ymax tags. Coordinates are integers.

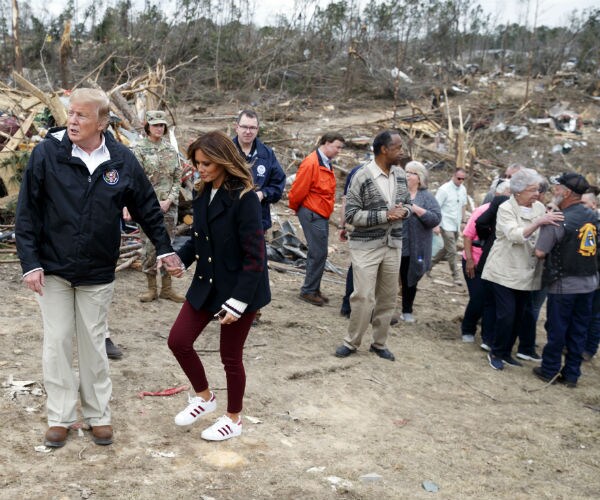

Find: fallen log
<box><xmin>119</xmin><ymin>249</ymin><xmax>141</xmax><ymax>259</ymax></box>
<box><xmin>115</xmin><ymin>255</ymin><xmax>138</xmax><ymax>272</ymax></box>
<box><xmin>119</xmin><ymin>242</ymin><xmax>143</xmax><ymax>253</ymax></box>
<box><xmin>12</xmin><ymin>72</ymin><xmax>67</xmax><ymax>125</ymax></box>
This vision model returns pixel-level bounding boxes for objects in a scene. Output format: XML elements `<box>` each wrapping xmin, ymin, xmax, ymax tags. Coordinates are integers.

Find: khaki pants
<box><xmin>344</xmin><ymin>245</ymin><xmax>401</xmax><ymax>350</ymax></box>
<box><xmin>432</xmin><ymin>228</ymin><xmax>459</xmax><ymax>278</ymax></box>
<box><xmin>37</xmin><ymin>276</ymin><xmax>114</xmax><ymax>427</ymax></box>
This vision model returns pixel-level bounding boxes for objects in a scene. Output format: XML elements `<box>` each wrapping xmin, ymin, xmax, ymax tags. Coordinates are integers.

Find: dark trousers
<box><xmin>490</xmin><ymin>283</ymin><xmax>535</xmax><ymax>358</ymax></box>
<box><xmin>461</xmin><ymin>258</ymin><xmax>489</xmax><ymax>340</ymax></box>
<box><xmin>481</xmin><ymin>279</ymin><xmax>496</xmax><ymax>346</ymax></box>
<box><xmin>584</xmin><ymin>288</ymin><xmax>600</xmax><ymax>357</ymax></box>
<box><xmin>542</xmin><ymin>292</ymin><xmax>594</xmax><ymax>382</ymax></box>
<box><xmin>341</xmin><ymin>264</ymin><xmax>354</xmax><ymax>315</ymax></box>
<box><xmin>531</xmin><ymin>287</ymin><xmax>548</xmax><ymax>323</ymax></box>
<box><xmin>298</xmin><ymin>206</ymin><xmax>329</xmax><ymax>295</ymax></box>
<box><xmin>400</xmin><ymin>256</ymin><xmax>418</xmax><ymax>314</ymax></box>
<box><xmin>168</xmin><ymin>301</ymin><xmax>255</xmax><ymax>414</ymax></box>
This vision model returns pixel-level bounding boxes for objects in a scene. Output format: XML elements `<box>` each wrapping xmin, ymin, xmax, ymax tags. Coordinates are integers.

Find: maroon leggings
<box><xmin>168</xmin><ymin>301</ymin><xmax>255</xmax><ymax>414</ymax></box>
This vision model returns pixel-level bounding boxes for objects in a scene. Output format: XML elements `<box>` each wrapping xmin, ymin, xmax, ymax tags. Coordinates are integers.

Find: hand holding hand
<box><xmin>159</xmin><ymin>254</ymin><xmax>185</xmax><ymax>278</ymax></box>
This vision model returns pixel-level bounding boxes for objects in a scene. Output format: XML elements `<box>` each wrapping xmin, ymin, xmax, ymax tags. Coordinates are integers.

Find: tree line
<box><xmin>1</xmin><ymin>0</ymin><xmax>599</xmax><ymax>103</ymax></box>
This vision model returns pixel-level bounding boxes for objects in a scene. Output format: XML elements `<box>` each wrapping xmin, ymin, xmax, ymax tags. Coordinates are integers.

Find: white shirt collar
<box><xmin>72</xmin><ymin>136</ymin><xmax>110</xmax><ymax>175</ymax></box>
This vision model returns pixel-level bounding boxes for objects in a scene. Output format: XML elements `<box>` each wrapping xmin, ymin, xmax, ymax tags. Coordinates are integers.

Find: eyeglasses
<box><xmin>238</xmin><ymin>125</ymin><xmax>258</xmax><ymax>132</ymax></box>
<box><xmin>456</xmin><ymin>177</ymin><xmax>466</xmax><ymax>181</ymax></box>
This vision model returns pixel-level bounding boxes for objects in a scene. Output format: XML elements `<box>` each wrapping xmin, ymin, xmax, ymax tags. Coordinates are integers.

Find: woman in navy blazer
<box><xmin>168</xmin><ymin>131</ymin><xmax>270</xmax><ymax>441</ymax></box>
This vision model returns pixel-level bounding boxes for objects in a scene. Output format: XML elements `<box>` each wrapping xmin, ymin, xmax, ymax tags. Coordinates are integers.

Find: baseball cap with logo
<box><xmin>549</xmin><ymin>172</ymin><xmax>589</xmax><ymax>195</ymax></box>
<box><xmin>146</xmin><ymin>110</ymin><xmax>168</xmax><ymax>126</ymax></box>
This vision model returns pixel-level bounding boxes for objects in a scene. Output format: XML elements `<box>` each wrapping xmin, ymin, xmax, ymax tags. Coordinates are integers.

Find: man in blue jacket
<box><xmin>16</xmin><ymin>88</ymin><xmax>183</xmax><ymax>448</ymax></box>
<box><xmin>233</xmin><ymin>110</ymin><xmax>285</xmax><ymax>322</ymax></box>
<box><xmin>233</xmin><ymin>110</ymin><xmax>286</xmax><ymax>232</ymax></box>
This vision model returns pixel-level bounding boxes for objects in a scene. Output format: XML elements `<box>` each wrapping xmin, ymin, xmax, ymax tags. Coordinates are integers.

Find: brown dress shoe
<box><xmin>44</xmin><ymin>426</ymin><xmax>69</xmax><ymax>448</ymax></box>
<box><xmin>299</xmin><ymin>292</ymin><xmax>324</xmax><ymax>306</ymax></box>
<box><xmin>92</xmin><ymin>425</ymin><xmax>113</xmax><ymax>445</ymax></box>
<box><xmin>317</xmin><ymin>291</ymin><xmax>330</xmax><ymax>304</ymax></box>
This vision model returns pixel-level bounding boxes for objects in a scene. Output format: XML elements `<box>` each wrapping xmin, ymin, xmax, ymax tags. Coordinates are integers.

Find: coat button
<box><xmin>208</xmin><ymin>257</ymin><xmax>212</xmax><ymax>262</ymax></box>
<box><xmin>198</xmin><ymin>275</ymin><xmax>203</xmax><ymax>280</ymax></box>
<box><xmin>206</xmin><ymin>236</ymin><xmax>209</xmax><ymax>241</ymax></box>
<box><xmin>209</xmin><ymin>278</ymin><xmax>213</xmax><ymax>284</ymax></box>
<box><xmin>195</xmin><ymin>254</ymin><xmax>199</xmax><ymax>260</ymax></box>
<box><xmin>194</xmin><ymin>232</ymin><xmax>199</xmax><ymax>237</ymax></box>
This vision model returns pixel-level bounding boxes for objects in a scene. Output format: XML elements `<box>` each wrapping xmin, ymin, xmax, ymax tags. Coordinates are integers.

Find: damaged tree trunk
<box><xmin>11</xmin><ymin>0</ymin><xmax>23</xmax><ymax>74</ymax></box>
<box><xmin>59</xmin><ymin>19</ymin><xmax>73</xmax><ymax>89</ymax></box>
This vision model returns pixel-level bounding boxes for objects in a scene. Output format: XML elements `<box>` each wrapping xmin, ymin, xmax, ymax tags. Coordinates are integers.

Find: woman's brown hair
<box><xmin>187</xmin><ymin>131</ymin><xmax>254</xmax><ymax>197</ymax></box>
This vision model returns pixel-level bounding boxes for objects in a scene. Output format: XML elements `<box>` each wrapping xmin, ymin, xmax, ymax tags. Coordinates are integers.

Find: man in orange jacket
<box><xmin>289</xmin><ymin>132</ymin><xmax>345</xmax><ymax>306</ymax></box>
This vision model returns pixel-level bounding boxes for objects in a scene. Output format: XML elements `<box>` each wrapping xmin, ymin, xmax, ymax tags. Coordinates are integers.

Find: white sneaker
<box><xmin>402</xmin><ymin>313</ymin><xmax>415</xmax><ymax>323</ymax></box>
<box><xmin>201</xmin><ymin>415</ymin><xmax>242</xmax><ymax>441</ymax></box>
<box><xmin>462</xmin><ymin>334</ymin><xmax>475</xmax><ymax>343</ymax></box>
<box><xmin>480</xmin><ymin>343</ymin><xmax>491</xmax><ymax>352</ymax></box>
<box><xmin>174</xmin><ymin>392</ymin><xmax>216</xmax><ymax>426</ymax></box>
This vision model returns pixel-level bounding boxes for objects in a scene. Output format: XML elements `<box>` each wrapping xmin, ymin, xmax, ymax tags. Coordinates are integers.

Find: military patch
<box><xmin>578</xmin><ymin>222</ymin><xmax>597</xmax><ymax>257</ymax></box>
<box><xmin>256</xmin><ymin>164</ymin><xmax>266</xmax><ymax>176</ymax></box>
<box><xmin>103</xmin><ymin>169</ymin><xmax>119</xmax><ymax>186</ymax></box>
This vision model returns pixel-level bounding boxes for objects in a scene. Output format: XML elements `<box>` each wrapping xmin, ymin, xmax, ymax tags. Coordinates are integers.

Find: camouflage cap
<box><xmin>146</xmin><ymin>110</ymin><xmax>168</xmax><ymax>125</ymax></box>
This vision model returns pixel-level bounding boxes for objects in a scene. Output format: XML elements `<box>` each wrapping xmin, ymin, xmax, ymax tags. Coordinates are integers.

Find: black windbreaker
<box><xmin>16</xmin><ymin>128</ymin><xmax>173</xmax><ymax>285</ymax></box>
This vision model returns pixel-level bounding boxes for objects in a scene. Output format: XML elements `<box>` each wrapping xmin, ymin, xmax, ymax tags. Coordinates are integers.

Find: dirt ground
<box><xmin>1</xmin><ymin>88</ymin><xmax>600</xmax><ymax>499</ymax></box>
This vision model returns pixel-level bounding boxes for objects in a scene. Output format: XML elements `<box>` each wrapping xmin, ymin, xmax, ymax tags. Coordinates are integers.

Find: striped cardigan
<box><xmin>345</xmin><ymin>160</ymin><xmax>412</xmax><ymax>249</ymax></box>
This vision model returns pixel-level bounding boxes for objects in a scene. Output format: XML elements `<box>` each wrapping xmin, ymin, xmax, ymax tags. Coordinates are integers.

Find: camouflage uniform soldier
<box><xmin>133</xmin><ymin>110</ymin><xmax>185</xmax><ymax>303</ymax></box>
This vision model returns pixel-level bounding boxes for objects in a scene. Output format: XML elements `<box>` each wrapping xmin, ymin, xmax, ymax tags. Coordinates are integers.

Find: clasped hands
<box><xmin>386</xmin><ymin>203</ymin><xmax>409</xmax><ymax>222</ymax></box>
<box><xmin>158</xmin><ymin>254</ymin><xmax>186</xmax><ymax>278</ymax></box>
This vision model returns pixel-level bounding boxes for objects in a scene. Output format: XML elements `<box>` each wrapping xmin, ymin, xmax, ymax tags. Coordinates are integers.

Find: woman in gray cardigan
<box><xmin>395</xmin><ymin>161</ymin><xmax>442</xmax><ymax>323</ymax></box>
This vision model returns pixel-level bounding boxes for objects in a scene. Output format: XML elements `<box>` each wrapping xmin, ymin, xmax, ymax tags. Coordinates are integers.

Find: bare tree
<box><xmin>11</xmin><ymin>0</ymin><xmax>22</xmax><ymax>74</ymax></box>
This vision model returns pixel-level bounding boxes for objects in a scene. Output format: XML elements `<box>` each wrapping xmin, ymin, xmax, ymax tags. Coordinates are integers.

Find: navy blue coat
<box><xmin>234</xmin><ymin>137</ymin><xmax>286</xmax><ymax>230</ymax></box>
<box><xmin>177</xmin><ymin>183</ymin><xmax>271</xmax><ymax>313</ymax></box>
<box><xmin>16</xmin><ymin>128</ymin><xmax>172</xmax><ymax>285</ymax></box>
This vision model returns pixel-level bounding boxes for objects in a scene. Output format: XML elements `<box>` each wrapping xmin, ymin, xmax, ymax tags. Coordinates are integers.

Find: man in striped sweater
<box><xmin>335</xmin><ymin>130</ymin><xmax>412</xmax><ymax>361</ymax></box>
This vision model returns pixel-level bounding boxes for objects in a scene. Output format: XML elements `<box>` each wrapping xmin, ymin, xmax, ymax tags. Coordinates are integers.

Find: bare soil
<box><xmin>1</xmin><ymin>88</ymin><xmax>600</xmax><ymax>499</ymax></box>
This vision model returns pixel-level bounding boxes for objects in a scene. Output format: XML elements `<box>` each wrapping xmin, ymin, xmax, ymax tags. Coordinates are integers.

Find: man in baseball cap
<box><xmin>549</xmin><ymin>172</ymin><xmax>590</xmax><ymax>195</ymax></box>
<box><xmin>533</xmin><ymin>170</ymin><xmax>598</xmax><ymax>388</ymax></box>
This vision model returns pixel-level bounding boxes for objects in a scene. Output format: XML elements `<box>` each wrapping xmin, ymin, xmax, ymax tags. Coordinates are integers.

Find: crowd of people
<box><xmin>14</xmin><ymin>87</ymin><xmax>599</xmax><ymax>449</ymax></box>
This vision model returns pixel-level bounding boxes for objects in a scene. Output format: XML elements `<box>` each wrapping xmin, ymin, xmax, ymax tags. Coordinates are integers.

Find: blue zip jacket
<box><xmin>234</xmin><ymin>137</ymin><xmax>286</xmax><ymax>230</ymax></box>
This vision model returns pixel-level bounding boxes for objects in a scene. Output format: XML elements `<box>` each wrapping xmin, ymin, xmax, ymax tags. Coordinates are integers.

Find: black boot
<box><xmin>105</xmin><ymin>338</ymin><xmax>123</xmax><ymax>359</ymax></box>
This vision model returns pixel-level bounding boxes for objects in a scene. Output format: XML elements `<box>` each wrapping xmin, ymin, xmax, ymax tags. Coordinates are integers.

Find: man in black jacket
<box><xmin>16</xmin><ymin>88</ymin><xmax>183</xmax><ymax>448</ymax></box>
<box><xmin>533</xmin><ymin>173</ymin><xmax>599</xmax><ymax>387</ymax></box>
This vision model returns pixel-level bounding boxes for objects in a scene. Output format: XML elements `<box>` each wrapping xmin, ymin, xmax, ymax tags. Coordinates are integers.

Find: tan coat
<box><xmin>481</xmin><ymin>196</ymin><xmax>546</xmax><ymax>291</ymax></box>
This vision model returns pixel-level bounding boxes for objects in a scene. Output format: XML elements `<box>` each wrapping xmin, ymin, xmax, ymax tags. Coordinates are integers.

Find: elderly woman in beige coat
<box><xmin>482</xmin><ymin>168</ymin><xmax>563</xmax><ymax>370</ymax></box>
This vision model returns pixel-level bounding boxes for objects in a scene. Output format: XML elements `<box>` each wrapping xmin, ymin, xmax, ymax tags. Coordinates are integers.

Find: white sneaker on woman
<box><xmin>174</xmin><ymin>392</ymin><xmax>216</xmax><ymax>426</ymax></box>
<box><xmin>201</xmin><ymin>415</ymin><xmax>242</xmax><ymax>441</ymax></box>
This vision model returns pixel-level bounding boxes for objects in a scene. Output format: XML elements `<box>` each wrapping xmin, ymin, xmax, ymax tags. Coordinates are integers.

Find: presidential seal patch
<box><xmin>103</xmin><ymin>169</ymin><xmax>119</xmax><ymax>185</ymax></box>
<box><xmin>256</xmin><ymin>164</ymin><xmax>266</xmax><ymax>177</ymax></box>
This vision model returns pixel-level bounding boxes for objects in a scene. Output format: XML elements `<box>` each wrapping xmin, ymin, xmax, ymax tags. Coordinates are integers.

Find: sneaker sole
<box><xmin>516</xmin><ymin>353</ymin><xmax>541</xmax><ymax>362</ymax></box>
